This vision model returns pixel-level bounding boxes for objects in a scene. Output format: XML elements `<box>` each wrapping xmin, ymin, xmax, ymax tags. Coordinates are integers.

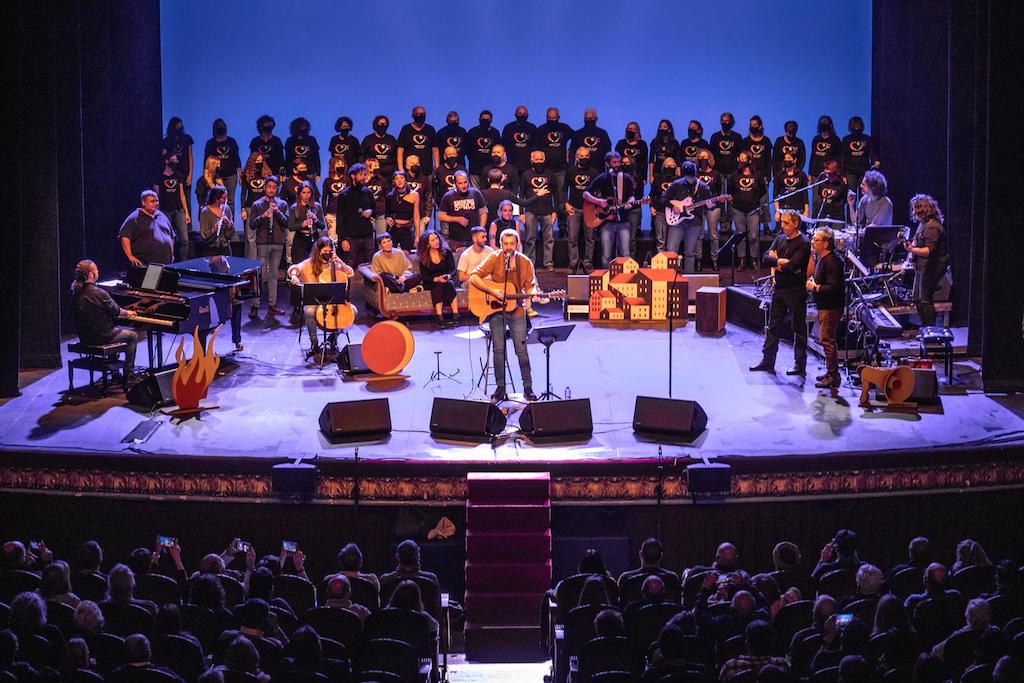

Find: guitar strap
<box><xmin>615</xmin><ymin>171</ymin><xmax>624</xmax><ymax>222</ymax></box>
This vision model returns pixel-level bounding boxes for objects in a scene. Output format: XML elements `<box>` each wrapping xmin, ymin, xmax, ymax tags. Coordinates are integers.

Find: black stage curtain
<box><xmin>873</xmin><ymin>0</ymin><xmax>1023</xmax><ymax>389</ymax></box>
<box><xmin>1</xmin><ymin>0</ymin><xmax>161</xmax><ymax>386</ymax></box>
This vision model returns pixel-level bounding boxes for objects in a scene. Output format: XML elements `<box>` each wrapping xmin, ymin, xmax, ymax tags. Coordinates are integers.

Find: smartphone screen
<box><xmin>836</xmin><ymin>613</ymin><xmax>853</xmax><ymax>627</ymax></box>
<box><xmin>157</xmin><ymin>535</ymin><xmax>176</xmax><ymax>547</ymax></box>
<box><xmin>281</xmin><ymin>540</ymin><xmax>298</xmax><ymax>553</ymax></box>
<box><xmin>237</xmin><ymin>541</ymin><xmax>251</xmax><ymax>553</ymax></box>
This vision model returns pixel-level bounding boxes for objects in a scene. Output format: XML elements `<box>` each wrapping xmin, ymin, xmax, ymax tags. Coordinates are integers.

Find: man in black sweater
<box><xmin>569</xmin><ymin>108</ymin><xmax>612</xmax><ymax>174</ymax></box>
<box><xmin>536</xmin><ymin>107</ymin><xmax>574</xmax><ymax>225</ymax></box>
<box><xmin>807</xmin><ymin>227</ymin><xmax>846</xmax><ymax>389</ymax></box>
<box><xmin>750</xmin><ymin>211</ymin><xmax>811</xmax><ymax>375</ymax></box>
<box><xmin>501</xmin><ymin>105</ymin><xmax>536</xmax><ymax>174</ymax></box>
<box><xmin>466</xmin><ymin>110</ymin><xmax>498</xmax><ymax>188</ymax></box>
<box><xmin>337</xmin><ymin>163</ymin><xmax>377</xmax><ymax>272</ymax></box>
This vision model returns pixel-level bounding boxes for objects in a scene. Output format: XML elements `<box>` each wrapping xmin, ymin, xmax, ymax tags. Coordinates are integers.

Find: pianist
<box><xmin>71</xmin><ymin>260</ymin><xmax>140</xmax><ymax>379</ymax></box>
<box><xmin>287</xmin><ymin>236</ymin><xmax>354</xmax><ymax>357</ymax></box>
<box><xmin>118</xmin><ymin>190</ymin><xmax>176</xmax><ymax>266</ymax></box>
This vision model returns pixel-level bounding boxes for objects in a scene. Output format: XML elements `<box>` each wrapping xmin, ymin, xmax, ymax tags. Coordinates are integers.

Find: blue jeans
<box><xmin>167</xmin><ymin>209</ymin><xmax>189</xmax><ymax>262</ymax></box>
<box><xmin>703</xmin><ymin>207</ymin><xmax>722</xmax><ymax>262</ymax></box>
<box><xmin>524</xmin><ymin>212</ymin><xmax>555</xmax><ymax>268</ymax></box>
<box><xmin>223</xmin><ymin>175</ymin><xmax>239</xmax><ymax>222</ymax></box>
<box><xmin>667</xmin><ymin>219</ymin><xmax>703</xmax><ymax>272</ymax></box>
<box><xmin>600</xmin><ymin>221</ymin><xmax>630</xmax><ymax>268</ymax></box>
<box><xmin>255</xmin><ymin>244</ymin><xmax>284</xmax><ymax>308</ymax></box>
<box><xmin>731</xmin><ymin>207</ymin><xmax>761</xmax><ymax>262</ymax></box>
<box><xmin>627</xmin><ymin>207</ymin><xmax>642</xmax><ymax>258</ymax></box>
<box><xmin>652</xmin><ymin>212</ymin><xmax>668</xmax><ymax>252</ymax></box>
<box><xmin>566</xmin><ymin>212</ymin><xmax>594</xmax><ymax>271</ymax></box>
<box><xmin>489</xmin><ymin>313</ymin><xmax>532</xmax><ymax>391</ymax></box>
<box><xmin>110</xmin><ymin>328</ymin><xmax>139</xmax><ymax>372</ymax></box>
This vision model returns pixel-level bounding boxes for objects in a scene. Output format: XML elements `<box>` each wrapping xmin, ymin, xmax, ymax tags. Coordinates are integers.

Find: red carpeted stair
<box><xmin>464</xmin><ymin>471</ymin><xmax>552</xmax><ymax>662</ymax></box>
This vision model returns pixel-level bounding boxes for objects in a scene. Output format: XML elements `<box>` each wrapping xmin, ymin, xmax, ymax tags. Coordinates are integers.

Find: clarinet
<box><xmin>306</xmin><ymin>205</ymin><xmax>318</xmax><ymax>238</ymax></box>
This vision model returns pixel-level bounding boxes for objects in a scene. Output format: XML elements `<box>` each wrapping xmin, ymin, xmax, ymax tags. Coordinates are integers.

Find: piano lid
<box><xmin>167</xmin><ymin>256</ymin><xmax>262</xmax><ymax>278</ymax></box>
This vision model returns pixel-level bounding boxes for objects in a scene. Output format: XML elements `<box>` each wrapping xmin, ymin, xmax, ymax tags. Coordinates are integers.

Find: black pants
<box><xmin>341</xmin><ymin>235</ymin><xmax>375</xmax><ymax>270</ymax></box>
<box><xmin>762</xmin><ymin>286</ymin><xmax>807</xmax><ymax>369</ymax></box>
<box><xmin>914</xmin><ymin>266</ymin><xmax>943</xmax><ymax>327</ymax></box>
<box><xmin>378</xmin><ymin>273</ymin><xmax>422</xmax><ymax>293</ymax></box>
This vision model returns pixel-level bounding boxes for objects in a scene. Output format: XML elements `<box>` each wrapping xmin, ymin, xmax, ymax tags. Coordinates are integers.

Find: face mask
<box><xmin>698</xmin><ymin>160</ymin><xmax>710</xmax><ymax>171</ymax></box>
<box><xmin>784</xmin><ymin>159</ymin><xmax>795</xmax><ymax>168</ymax></box>
<box><xmin>447</xmin><ymin>119</ymin><xmax>458</xmax><ymax>127</ymax></box>
<box><xmin>445</xmin><ymin>157</ymin><xmax>457</xmax><ymax>167</ymax></box>
<box><xmin>547</xmin><ymin>118</ymin><xmax>559</xmax><ymax>124</ymax></box>
<box><xmin>479</xmin><ymin>118</ymin><xmax>491</xmax><ymax>127</ymax></box>
<box><xmin>175</xmin><ymin>124</ymin><xmax>183</xmax><ymax>133</ymax></box>
<box><xmin>721</xmin><ymin>119</ymin><xmax>733</xmax><ymax>131</ymax></box>
<box><xmin>260</xmin><ymin>124</ymin><xmax>273</xmax><ymax>134</ymax></box>
<box><xmin>214</xmin><ymin>124</ymin><xmax>227</xmax><ymax>136</ymax></box>
<box><xmin>818</xmin><ymin>121</ymin><xmax>832</xmax><ymax>135</ymax></box>
<box><xmin>584</xmin><ymin>118</ymin><xmax>596</xmax><ymax>128</ymax></box>
<box><xmin>413</xmin><ymin>113</ymin><xmax>426</xmax><ymax>124</ymax></box>
<box><xmin>299</xmin><ymin>126</ymin><xmax>310</xmax><ymax>136</ymax></box>
<box><xmin>408</xmin><ymin>164</ymin><xmax>419</xmax><ymax>175</ymax></box>
<box><xmin>738</xmin><ymin>159</ymin><xmax>750</xmax><ymax>168</ymax></box>
<box><xmin>688</xmin><ymin>128</ymin><xmax>700</xmax><ymax>139</ymax></box>
<box><xmin>340</xmin><ymin>127</ymin><xmax>351</xmax><ymax>135</ymax></box>
<box><xmin>375</xmin><ymin>122</ymin><xmax>388</xmax><ymax>134</ymax></box>
<box><xmin>750</xmin><ymin>126</ymin><xmax>762</xmax><ymax>136</ymax></box>
<box><xmin>785</xmin><ymin>126</ymin><xmax>797</xmax><ymax>137</ymax></box>
<box><xmin>491</xmin><ymin>155</ymin><xmax>503</xmax><ymax>165</ymax></box>
<box><xmin>577</xmin><ymin>158</ymin><xmax>590</xmax><ymax>167</ymax></box>
<box><xmin>663</xmin><ymin>167</ymin><xmax>677</xmax><ymax>177</ymax></box>
<box><xmin>625</xmin><ymin>130</ymin><xmax>637</xmax><ymax>141</ymax></box>
<box><xmin>658</xmin><ymin>128</ymin><xmax>670</xmax><ymax>137</ymax></box>
<box><xmin>532</xmin><ymin>163</ymin><xmax>544</xmax><ymax>173</ymax></box>
<box><xmin>516</xmin><ymin>114</ymin><xmax>528</xmax><ymax>123</ymax></box>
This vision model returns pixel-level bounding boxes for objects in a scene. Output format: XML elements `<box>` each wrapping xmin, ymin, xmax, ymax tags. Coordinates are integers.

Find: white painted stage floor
<box><xmin>2</xmin><ymin>303</ymin><xmax>1022</xmax><ymax>465</ymax></box>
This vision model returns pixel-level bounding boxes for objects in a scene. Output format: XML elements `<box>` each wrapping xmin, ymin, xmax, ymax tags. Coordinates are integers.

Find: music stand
<box><xmin>526</xmin><ymin>324</ymin><xmax>575</xmax><ymax>401</ymax></box>
<box><xmin>716</xmin><ymin>232</ymin><xmax>746</xmax><ymax>286</ymax></box>
<box><xmin>301</xmin><ymin>282</ymin><xmax>348</xmax><ymax>369</ymax></box>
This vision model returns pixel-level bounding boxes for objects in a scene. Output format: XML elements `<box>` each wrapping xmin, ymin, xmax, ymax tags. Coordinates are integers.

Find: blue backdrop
<box><xmin>161</xmin><ymin>0</ymin><xmax>871</xmax><ymax>209</ymax></box>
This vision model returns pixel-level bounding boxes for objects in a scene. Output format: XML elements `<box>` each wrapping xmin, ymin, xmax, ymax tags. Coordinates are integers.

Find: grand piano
<box><xmin>99</xmin><ymin>256</ymin><xmax>261</xmax><ymax>368</ymax></box>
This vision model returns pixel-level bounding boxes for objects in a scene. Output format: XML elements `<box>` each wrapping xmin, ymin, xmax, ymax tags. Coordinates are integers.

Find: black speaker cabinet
<box><xmin>126</xmin><ymin>369</ymin><xmax>176</xmax><ymax>410</ymax></box>
<box><xmin>686</xmin><ymin>462</ymin><xmax>732</xmax><ymax>497</ymax></box>
<box><xmin>338</xmin><ymin>344</ymin><xmax>371</xmax><ymax>375</ymax></box>
<box><xmin>271</xmin><ymin>462</ymin><xmax>319</xmax><ymax>497</ymax></box>
<box><xmin>318</xmin><ymin>398</ymin><xmax>391</xmax><ymax>443</ymax></box>
<box><xmin>429</xmin><ymin>398</ymin><xmax>507</xmax><ymax>440</ymax></box>
<box><xmin>519</xmin><ymin>398</ymin><xmax>593</xmax><ymax>442</ymax></box>
<box><xmin>909</xmin><ymin>367</ymin><xmax>939</xmax><ymax>405</ymax></box>
<box><xmin>633</xmin><ymin>396</ymin><xmax>708</xmax><ymax>439</ymax></box>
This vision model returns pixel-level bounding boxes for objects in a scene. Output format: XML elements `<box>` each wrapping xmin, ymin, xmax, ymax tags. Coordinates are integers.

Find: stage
<box><xmin>2</xmin><ymin>281</ymin><xmax>1023</xmax><ymax>504</ymax></box>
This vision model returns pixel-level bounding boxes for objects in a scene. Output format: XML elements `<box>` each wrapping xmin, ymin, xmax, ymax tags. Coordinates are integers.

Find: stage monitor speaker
<box><xmin>126</xmin><ymin>369</ymin><xmax>176</xmax><ymax>410</ymax></box>
<box><xmin>633</xmin><ymin>396</ymin><xmax>708</xmax><ymax>439</ymax></box>
<box><xmin>318</xmin><ymin>398</ymin><xmax>391</xmax><ymax>442</ymax></box>
<box><xmin>696</xmin><ymin>286</ymin><xmax>727</xmax><ymax>335</ymax></box>
<box><xmin>909</xmin><ymin>368</ymin><xmax>939</xmax><ymax>405</ymax></box>
<box><xmin>566</xmin><ymin>275</ymin><xmax>590</xmax><ymax>303</ymax></box>
<box><xmin>271</xmin><ymin>462</ymin><xmax>319</xmax><ymax>497</ymax></box>
<box><xmin>338</xmin><ymin>344</ymin><xmax>371</xmax><ymax>375</ymax></box>
<box><xmin>686</xmin><ymin>462</ymin><xmax>732</xmax><ymax>497</ymax></box>
<box><xmin>519</xmin><ymin>398</ymin><xmax>593</xmax><ymax>441</ymax></box>
<box><xmin>430</xmin><ymin>398</ymin><xmax>507</xmax><ymax>440</ymax></box>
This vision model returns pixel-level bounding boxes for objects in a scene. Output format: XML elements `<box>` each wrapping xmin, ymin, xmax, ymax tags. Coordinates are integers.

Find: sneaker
<box><xmin>434</xmin><ymin>317</ymin><xmax>446</xmax><ymax>329</ymax></box>
<box><xmin>491</xmin><ymin>388</ymin><xmax>508</xmax><ymax>402</ymax></box>
<box><xmin>749</xmin><ymin>361</ymin><xmax>775</xmax><ymax>374</ymax></box>
<box><xmin>234</xmin><ymin>343</ymin><xmax>244</xmax><ymax>353</ymax></box>
<box><xmin>410</xmin><ymin>285</ymin><xmax>424</xmax><ymax>293</ymax></box>
<box><xmin>523</xmin><ymin>389</ymin><xmax>539</xmax><ymax>402</ymax></box>
<box><xmin>815</xmin><ymin>373</ymin><xmax>829</xmax><ymax>381</ymax></box>
<box><xmin>269</xmin><ymin>306</ymin><xmax>286</xmax><ymax>316</ymax></box>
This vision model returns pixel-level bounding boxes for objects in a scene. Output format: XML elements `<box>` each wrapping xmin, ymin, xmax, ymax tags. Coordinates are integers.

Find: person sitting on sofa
<box><xmin>369</xmin><ymin>232</ymin><xmax>421</xmax><ymax>293</ymax></box>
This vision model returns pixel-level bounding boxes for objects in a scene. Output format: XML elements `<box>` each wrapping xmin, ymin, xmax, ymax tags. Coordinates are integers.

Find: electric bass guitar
<box><xmin>468</xmin><ymin>279</ymin><xmax>566</xmax><ymax>324</ymax></box>
<box><xmin>664</xmin><ymin>194</ymin><xmax>732</xmax><ymax>226</ymax></box>
<box><xmin>583</xmin><ymin>196</ymin><xmax>651</xmax><ymax>230</ymax></box>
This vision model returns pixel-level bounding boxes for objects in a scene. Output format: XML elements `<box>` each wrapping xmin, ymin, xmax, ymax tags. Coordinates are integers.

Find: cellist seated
<box><xmin>287</xmin><ymin>236</ymin><xmax>354</xmax><ymax>357</ymax></box>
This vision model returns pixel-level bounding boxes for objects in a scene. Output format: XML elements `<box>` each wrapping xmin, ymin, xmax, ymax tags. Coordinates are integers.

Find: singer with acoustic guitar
<box><xmin>469</xmin><ymin>228</ymin><xmax>540</xmax><ymax>403</ymax></box>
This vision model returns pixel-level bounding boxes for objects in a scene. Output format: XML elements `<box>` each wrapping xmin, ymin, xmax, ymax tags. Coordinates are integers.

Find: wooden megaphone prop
<box><xmin>857</xmin><ymin>364</ymin><xmax>915</xmax><ymax>407</ymax></box>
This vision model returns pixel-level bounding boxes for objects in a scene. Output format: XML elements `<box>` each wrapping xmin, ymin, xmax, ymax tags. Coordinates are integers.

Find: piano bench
<box><xmin>67</xmin><ymin>341</ymin><xmax>128</xmax><ymax>395</ymax></box>
<box><xmin>918</xmin><ymin>327</ymin><xmax>954</xmax><ymax>384</ymax></box>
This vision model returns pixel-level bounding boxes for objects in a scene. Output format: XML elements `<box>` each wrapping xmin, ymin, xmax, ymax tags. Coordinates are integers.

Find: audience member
<box><xmin>952</xmin><ymin>538</ymin><xmax>992</xmax><ymax>574</ymax></box>
<box><xmin>323</xmin><ymin>574</ymin><xmax>370</xmax><ymax>622</ymax></box>
<box><xmin>720</xmin><ymin>619</ymin><xmax>788</xmax><ymax>680</ymax></box>
<box><xmin>39</xmin><ymin>561</ymin><xmax>81</xmax><ymax>608</ymax></box>
<box><xmin>101</xmin><ymin>564</ymin><xmax>157</xmax><ymax>615</ymax></box>
<box><xmin>813</xmin><ymin>529</ymin><xmax>864</xmax><ymax>579</ymax></box>
<box><xmin>108</xmin><ymin>633</ymin><xmax>183</xmax><ymax>683</ymax></box>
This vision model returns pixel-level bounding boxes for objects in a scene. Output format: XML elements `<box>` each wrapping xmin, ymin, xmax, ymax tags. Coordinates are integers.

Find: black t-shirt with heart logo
<box><xmin>321</xmin><ymin>176</ymin><xmax>351</xmax><ymax>214</ymax></box>
<box><xmin>155</xmin><ymin>171</ymin><xmax>186</xmax><ymax>212</ymax></box>
<box><xmin>816</xmin><ymin>176</ymin><xmax>849</xmax><ymax>221</ymax></box>
<box><xmin>774</xmin><ymin>169</ymin><xmax>810</xmax><ymax>212</ymax></box>
<box><xmin>741</xmin><ymin>137</ymin><xmax>773</xmax><ymax>182</ymax></box>
<box><xmin>161</xmin><ymin>133</ymin><xmax>194</xmax><ymax>170</ymax></box>
<box><xmin>365</xmin><ymin>173</ymin><xmax>391</xmax><ymax>216</ymax></box>
<box><xmin>284</xmin><ymin>135</ymin><xmax>322</xmax><ymax>178</ymax></box>
<box><xmin>728</xmin><ymin>170</ymin><xmax>766</xmax><ymax>212</ymax></box>
<box><xmin>203</xmin><ymin>136</ymin><xmax>242</xmax><ymax>177</ymax></box>
<box><xmin>680</xmin><ymin>138</ymin><xmax>711</xmax><ymax>164</ymax></box>
<box><xmin>243</xmin><ymin>176</ymin><xmax>269</xmax><ymax>208</ymax></box>
<box><xmin>433</xmin><ymin>164</ymin><xmax>467</xmax><ymax>204</ymax></box>
<box><xmin>433</xmin><ymin>124</ymin><xmax>469</xmax><ymax>166</ymax></box>
<box><xmin>398</xmin><ymin>123</ymin><xmax>438</xmax><ymax>174</ymax></box>
<box><xmin>842</xmin><ymin>132</ymin><xmax>873</xmax><ymax>175</ymax></box>
<box><xmin>501</xmin><ymin>120</ymin><xmax>538</xmax><ymax>172</ymax></box>
<box><xmin>772</xmin><ymin>135</ymin><xmax>806</xmax><ymax>176</ymax></box>
<box><xmin>648</xmin><ymin>174</ymin><xmax>674</xmax><ymax>211</ymax></box>
<box><xmin>697</xmin><ymin>168</ymin><xmax>724</xmax><ymax>197</ymax></box>
<box><xmin>328</xmin><ymin>133</ymin><xmax>359</xmax><ymax>168</ymax></box>
<box><xmin>565</xmin><ymin>166</ymin><xmax>595</xmax><ymax>208</ymax></box>
<box><xmin>248</xmin><ymin>135</ymin><xmax>286</xmax><ymax>176</ymax></box>
<box><xmin>520</xmin><ymin>169</ymin><xmax>556</xmax><ymax>215</ymax></box>
<box><xmin>535</xmin><ymin>121</ymin><xmax>575</xmax><ymax>170</ymax></box>
<box><xmin>710</xmin><ymin>130</ymin><xmax>743</xmax><ymax>175</ymax></box>
<box><xmin>480</xmin><ymin>163</ymin><xmax>520</xmax><ymax>195</ymax></box>
<box><xmin>359</xmin><ymin>133</ymin><xmax>399</xmax><ymax>176</ymax></box>
<box><xmin>615</xmin><ymin>139</ymin><xmax>650</xmax><ymax>184</ymax></box>
<box><xmin>465</xmin><ymin>125</ymin><xmax>498</xmax><ymax>174</ymax></box>
<box><xmin>649</xmin><ymin>136</ymin><xmax>680</xmax><ymax>176</ymax></box>
<box><xmin>809</xmin><ymin>135</ymin><xmax>842</xmax><ymax>176</ymax></box>
<box><xmin>569</xmin><ymin>126</ymin><xmax>612</xmax><ymax>174</ymax></box>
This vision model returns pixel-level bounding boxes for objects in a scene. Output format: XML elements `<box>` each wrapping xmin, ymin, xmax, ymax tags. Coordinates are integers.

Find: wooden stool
<box><xmin>67</xmin><ymin>341</ymin><xmax>128</xmax><ymax>395</ymax></box>
<box><xmin>696</xmin><ymin>286</ymin><xmax>727</xmax><ymax>335</ymax></box>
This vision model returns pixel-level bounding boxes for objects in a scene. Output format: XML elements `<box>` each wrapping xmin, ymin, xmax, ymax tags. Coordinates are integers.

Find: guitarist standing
<box><xmin>469</xmin><ymin>229</ymin><xmax>539</xmax><ymax>402</ymax></box>
<box><xmin>663</xmin><ymin>161</ymin><xmax>713</xmax><ymax>272</ymax></box>
<box><xmin>583</xmin><ymin>152</ymin><xmax>635</xmax><ymax>268</ymax></box>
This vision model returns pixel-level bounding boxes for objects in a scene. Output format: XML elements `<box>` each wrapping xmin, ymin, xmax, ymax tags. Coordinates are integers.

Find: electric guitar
<box><xmin>664</xmin><ymin>194</ymin><xmax>733</xmax><ymax>226</ymax></box>
<box><xmin>468</xmin><ymin>279</ymin><xmax>566</xmax><ymax>324</ymax></box>
<box><xmin>583</xmin><ymin>196</ymin><xmax>651</xmax><ymax>230</ymax></box>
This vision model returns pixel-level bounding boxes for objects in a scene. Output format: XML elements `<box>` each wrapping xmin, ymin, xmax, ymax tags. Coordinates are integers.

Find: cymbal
<box><xmin>802</xmin><ymin>216</ymin><xmax>848</xmax><ymax>226</ymax></box>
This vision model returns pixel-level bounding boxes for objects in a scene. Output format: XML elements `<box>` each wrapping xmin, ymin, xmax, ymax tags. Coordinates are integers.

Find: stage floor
<box><xmin>2</xmin><ymin>298</ymin><xmax>1021</xmax><ymax>469</ymax></box>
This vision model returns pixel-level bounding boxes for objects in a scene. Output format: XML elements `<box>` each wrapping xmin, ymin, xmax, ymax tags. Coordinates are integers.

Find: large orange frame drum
<box><xmin>361</xmin><ymin>321</ymin><xmax>415</xmax><ymax>376</ymax></box>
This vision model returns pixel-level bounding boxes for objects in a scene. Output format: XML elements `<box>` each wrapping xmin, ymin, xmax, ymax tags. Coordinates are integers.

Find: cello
<box><xmin>314</xmin><ymin>252</ymin><xmax>357</xmax><ymax>331</ymax></box>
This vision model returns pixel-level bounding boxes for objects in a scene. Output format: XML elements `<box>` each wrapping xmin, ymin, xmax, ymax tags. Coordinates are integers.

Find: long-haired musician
<box><xmin>287</xmin><ymin>181</ymin><xmax>326</xmax><ymax>267</ymax></box>
<box><xmin>287</xmin><ymin>236</ymin><xmax>353</xmax><ymax>357</ymax></box>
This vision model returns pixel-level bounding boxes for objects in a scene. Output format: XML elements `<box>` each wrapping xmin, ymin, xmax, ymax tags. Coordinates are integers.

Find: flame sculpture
<box><xmin>172</xmin><ymin>326</ymin><xmax>221</xmax><ymax>412</ymax></box>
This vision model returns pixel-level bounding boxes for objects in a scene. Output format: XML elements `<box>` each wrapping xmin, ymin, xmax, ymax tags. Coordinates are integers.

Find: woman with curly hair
<box><xmin>418</xmin><ymin>231</ymin><xmax>459</xmax><ymax>328</ymax></box>
<box><xmin>903</xmin><ymin>194</ymin><xmax>949</xmax><ymax>326</ymax></box>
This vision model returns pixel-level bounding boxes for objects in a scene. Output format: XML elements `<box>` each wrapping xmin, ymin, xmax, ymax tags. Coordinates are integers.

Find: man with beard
<box><xmin>773</xmin><ymin>120</ymin><xmax>806</xmax><ymax>178</ymax></box>
<box><xmin>359</xmin><ymin>114</ymin><xmax>398</xmax><ymax>177</ymax></box>
<box><xmin>501</xmin><ymin>105</ymin><xmax>536</xmax><ymax>174</ymax></box>
<box><xmin>466</xmin><ymin>110</ymin><xmax>498</xmax><ymax>188</ymax></box>
<box><xmin>750</xmin><ymin>211</ymin><xmax>811</xmax><ymax>377</ymax></box>
<box><xmin>570</xmin><ymin>108</ymin><xmax>612</xmax><ymax>174</ymax></box>
<box><xmin>434</xmin><ymin>111</ymin><xmax>467</xmax><ymax>170</ymax></box>
<box><xmin>619</xmin><ymin>154</ymin><xmax>645</xmax><ymax>257</ymax></box>
<box><xmin>536</xmin><ymin>107</ymin><xmax>574</xmax><ymax>224</ymax></box>
<box><xmin>285</xmin><ymin>117</ymin><xmax>321</xmax><ymax>184</ymax></box>
<box><xmin>565</xmin><ymin>147</ymin><xmax>596</xmax><ymax>271</ymax></box>
<box><xmin>249</xmin><ymin>114</ymin><xmax>285</xmax><ymax>177</ymax></box>
<box><xmin>842</xmin><ymin>116</ymin><xmax>876</xmax><ymax>196</ymax></box>
<box><xmin>520</xmin><ymin>150</ymin><xmax>557</xmax><ymax>270</ymax></box>
<box><xmin>328</xmin><ymin>116</ymin><xmax>359</xmax><ymax>169</ymax></box>
<box><xmin>438</xmin><ymin>170</ymin><xmax>487</xmax><ymax>246</ymax></box>
<box><xmin>584</xmin><ymin>151</ymin><xmax>636</xmax><ymax>268</ymax></box>
<box><xmin>397</xmin><ymin>105</ymin><xmax>436</xmax><ymax>174</ymax></box>
<box><xmin>741</xmin><ymin>115</ymin><xmax>772</xmax><ymax>232</ymax></box>
<box><xmin>337</xmin><ymin>162</ymin><xmax>378</xmax><ymax>272</ymax></box>
<box><xmin>710</xmin><ymin>112</ymin><xmax>743</xmax><ymax>177</ymax></box>
<box><xmin>480</xmin><ymin>143</ymin><xmax>520</xmax><ymax>194</ymax></box>
<box><xmin>680</xmin><ymin>120</ymin><xmax>710</xmax><ymax>164</ymax></box>
<box><xmin>664</xmin><ymin>161</ymin><xmax>714</xmax><ymax>272</ymax></box>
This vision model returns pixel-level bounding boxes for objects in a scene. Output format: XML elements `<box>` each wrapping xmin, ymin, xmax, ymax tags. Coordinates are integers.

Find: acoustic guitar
<box><xmin>469</xmin><ymin>279</ymin><xmax>566</xmax><ymax>324</ymax></box>
<box><xmin>582</xmin><ymin>196</ymin><xmax>650</xmax><ymax>230</ymax></box>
